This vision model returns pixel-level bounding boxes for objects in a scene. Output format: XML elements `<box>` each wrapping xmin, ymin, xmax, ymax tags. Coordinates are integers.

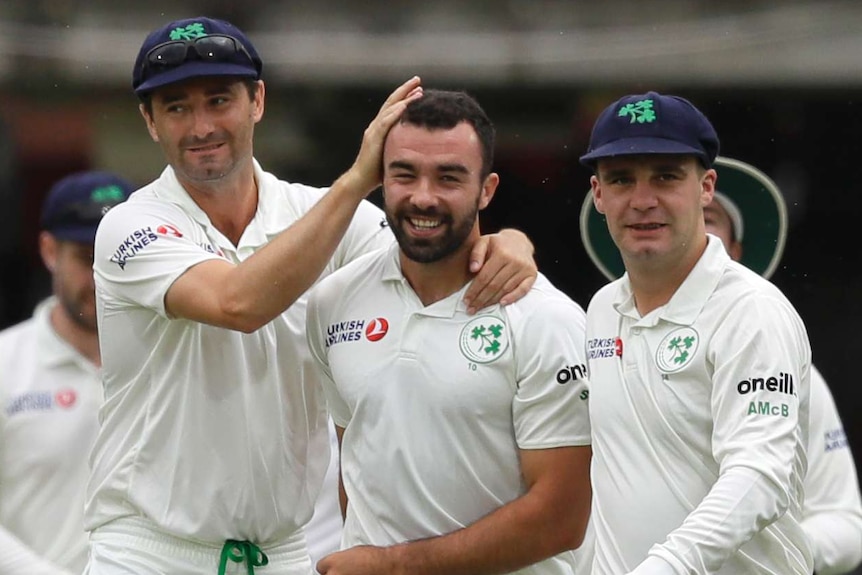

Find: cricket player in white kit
<box><xmin>581</xmin><ymin>155</ymin><xmax>862</xmax><ymax>574</ymax></box>
<box><xmin>85</xmin><ymin>17</ymin><xmax>538</xmax><ymax>575</ymax></box>
<box><xmin>579</xmin><ymin>92</ymin><xmax>813</xmax><ymax>575</ymax></box>
<box><xmin>0</xmin><ymin>171</ymin><xmax>132</xmax><ymax>575</ymax></box>
<box><xmin>306</xmin><ymin>90</ymin><xmax>593</xmax><ymax>575</ymax></box>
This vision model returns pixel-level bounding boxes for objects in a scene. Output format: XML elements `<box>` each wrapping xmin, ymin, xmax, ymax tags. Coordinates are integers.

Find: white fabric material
<box><xmin>303</xmin><ymin>418</ymin><xmax>343</xmax><ymax>567</ymax></box>
<box><xmin>570</xmin><ymin>518</ymin><xmax>595</xmax><ymax>574</ymax></box>
<box><xmin>586</xmin><ymin>236</ymin><xmax>812</xmax><ymax>574</ymax></box>
<box><xmin>307</xmin><ymin>245</ymin><xmax>591</xmax><ymax>574</ymax></box>
<box><xmin>802</xmin><ymin>366</ymin><xmax>862</xmax><ymax>575</ymax></box>
<box><xmin>0</xmin><ymin>297</ymin><xmax>99</xmax><ymax>574</ymax></box>
<box><xmin>85</xmin><ymin>516</ymin><xmax>312</xmax><ymax>575</ymax></box>
<box><xmin>86</xmin><ymin>160</ymin><xmax>392</xmax><ymax>545</ymax></box>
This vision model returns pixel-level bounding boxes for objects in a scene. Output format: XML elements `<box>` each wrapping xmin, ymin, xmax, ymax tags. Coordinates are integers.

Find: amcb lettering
<box><xmin>747</xmin><ymin>401</ymin><xmax>790</xmax><ymax>418</ymax></box>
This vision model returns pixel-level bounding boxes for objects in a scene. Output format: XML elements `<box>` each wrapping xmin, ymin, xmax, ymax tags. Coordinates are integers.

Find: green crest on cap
<box><xmin>579</xmin><ymin>156</ymin><xmax>788</xmax><ymax>280</ymax></box>
<box><xmin>617</xmin><ymin>99</ymin><xmax>656</xmax><ymax>124</ymax></box>
<box><xmin>169</xmin><ymin>23</ymin><xmax>207</xmax><ymax>41</ymax></box>
<box><xmin>90</xmin><ymin>185</ymin><xmax>126</xmax><ymax>203</ymax></box>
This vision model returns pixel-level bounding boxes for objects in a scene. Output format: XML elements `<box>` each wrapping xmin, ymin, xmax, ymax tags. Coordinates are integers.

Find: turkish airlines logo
<box><xmin>55</xmin><ymin>389</ymin><xmax>77</xmax><ymax>408</ymax></box>
<box><xmin>365</xmin><ymin>318</ymin><xmax>389</xmax><ymax>342</ymax></box>
<box><xmin>157</xmin><ymin>224</ymin><xmax>183</xmax><ymax>237</ymax></box>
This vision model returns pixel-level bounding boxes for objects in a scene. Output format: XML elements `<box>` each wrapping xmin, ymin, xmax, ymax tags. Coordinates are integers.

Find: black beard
<box><xmin>386</xmin><ymin>206</ymin><xmax>477</xmax><ymax>264</ymax></box>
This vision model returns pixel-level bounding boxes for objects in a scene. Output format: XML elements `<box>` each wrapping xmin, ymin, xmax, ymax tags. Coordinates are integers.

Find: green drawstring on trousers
<box><xmin>218</xmin><ymin>540</ymin><xmax>269</xmax><ymax>575</ymax></box>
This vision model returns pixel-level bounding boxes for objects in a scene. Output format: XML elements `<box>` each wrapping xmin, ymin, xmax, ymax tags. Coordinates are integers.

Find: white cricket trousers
<box><xmin>84</xmin><ymin>516</ymin><xmax>314</xmax><ymax>575</ymax></box>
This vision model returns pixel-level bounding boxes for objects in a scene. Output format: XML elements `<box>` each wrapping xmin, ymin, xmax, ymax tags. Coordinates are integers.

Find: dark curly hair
<box><xmin>400</xmin><ymin>89</ymin><xmax>496</xmax><ymax>179</ymax></box>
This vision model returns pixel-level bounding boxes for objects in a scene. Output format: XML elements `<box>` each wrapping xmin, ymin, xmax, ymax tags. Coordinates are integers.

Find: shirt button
<box><xmin>632</xmin><ymin>328</ymin><xmax>641</xmax><ymax>336</ymax></box>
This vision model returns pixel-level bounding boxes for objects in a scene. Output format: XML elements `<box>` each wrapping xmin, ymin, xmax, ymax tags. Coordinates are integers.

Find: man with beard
<box><xmin>0</xmin><ymin>171</ymin><xmax>133</xmax><ymax>574</ymax></box>
<box><xmin>86</xmin><ymin>16</ymin><xmax>538</xmax><ymax>575</ymax></box>
<box><xmin>306</xmin><ymin>90</ymin><xmax>593</xmax><ymax>575</ymax></box>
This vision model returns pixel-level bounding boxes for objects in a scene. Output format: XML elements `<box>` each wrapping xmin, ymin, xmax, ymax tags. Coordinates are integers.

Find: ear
<box><xmin>590</xmin><ymin>175</ymin><xmax>605</xmax><ymax>214</ymax></box>
<box><xmin>139</xmin><ymin>103</ymin><xmax>159</xmax><ymax>142</ymax></box>
<box><xmin>478</xmin><ymin>172</ymin><xmax>499</xmax><ymax>211</ymax></box>
<box><xmin>39</xmin><ymin>231</ymin><xmax>59</xmax><ymax>273</ymax></box>
<box><xmin>700</xmin><ymin>168</ymin><xmax>717</xmax><ymax>207</ymax></box>
<box><xmin>252</xmin><ymin>80</ymin><xmax>265</xmax><ymax>123</ymax></box>
<box><xmin>729</xmin><ymin>240</ymin><xmax>743</xmax><ymax>262</ymax></box>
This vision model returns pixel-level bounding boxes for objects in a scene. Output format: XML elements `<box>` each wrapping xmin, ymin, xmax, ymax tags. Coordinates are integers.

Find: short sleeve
<box><xmin>306</xmin><ymin>280</ymin><xmax>352</xmax><ymax>428</ymax></box>
<box><xmin>331</xmin><ymin>197</ymin><xmax>394</xmax><ymax>269</ymax></box>
<box><xmin>93</xmin><ymin>199</ymin><xmax>224</xmax><ymax>317</ymax></box>
<box><xmin>511</xmin><ymin>295</ymin><xmax>591</xmax><ymax>449</ymax></box>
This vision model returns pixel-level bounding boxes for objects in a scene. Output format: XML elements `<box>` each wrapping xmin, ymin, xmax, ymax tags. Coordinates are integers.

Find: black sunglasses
<box><xmin>144</xmin><ymin>34</ymin><xmax>254</xmax><ymax>72</ymax></box>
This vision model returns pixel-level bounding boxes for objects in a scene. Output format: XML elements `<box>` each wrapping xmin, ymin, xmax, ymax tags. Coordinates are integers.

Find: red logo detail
<box><xmin>365</xmin><ymin>318</ymin><xmax>389</xmax><ymax>342</ymax></box>
<box><xmin>615</xmin><ymin>337</ymin><xmax>623</xmax><ymax>358</ymax></box>
<box><xmin>156</xmin><ymin>224</ymin><xmax>183</xmax><ymax>238</ymax></box>
<box><xmin>55</xmin><ymin>389</ymin><xmax>77</xmax><ymax>408</ymax></box>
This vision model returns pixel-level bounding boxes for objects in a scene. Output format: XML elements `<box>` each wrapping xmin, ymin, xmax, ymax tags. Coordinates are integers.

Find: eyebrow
<box><xmin>600</xmin><ymin>162</ymin><xmax>688</xmax><ymax>179</ymax></box>
<box><xmin>436</xmin><ymin>163</ymin><xmax>469</xmax><ymax>175</ymax></box>
<box><xmin>598</xmin><ymin>167</ymin><xmax>632</xmax><ymax>180</ymax></box>
<box><xmin>387</xmin><ymin>160</ymin><xmax>470</xmax><ymax>175</ymax></box>
<box><xmin>156</xmin><ymin>84</ymin><xmax>235</xmax><ymax>104</ymax></box>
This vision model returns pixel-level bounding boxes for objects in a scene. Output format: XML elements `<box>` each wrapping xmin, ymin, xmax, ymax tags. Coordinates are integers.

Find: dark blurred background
<box><xmin>0</xmin><ymin>2</ymin><xmax>859</xmax><ymax>567</ymax></box>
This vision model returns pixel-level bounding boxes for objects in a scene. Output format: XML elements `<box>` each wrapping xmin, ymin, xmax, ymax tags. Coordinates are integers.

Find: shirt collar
<box><xmin>613</xmin><ymin>234</ymin><xmax>729</xmax><ymax>326</ymax></box>
<box><xmin>381</xmin><ymin>243</ymin><xmax>471</xmax><ymax>317</ymax></box>
<box><xmin>153</xmin><ymin>159</ymin><xmax>290</xmax><ymax>250</ymax></box>
<box><xmin>34</xmin><ymin>297</ymin><xmax>99</xmax><ymax>373</ymax></box>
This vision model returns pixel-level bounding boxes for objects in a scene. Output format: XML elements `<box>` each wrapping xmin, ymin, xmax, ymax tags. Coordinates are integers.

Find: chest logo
<box><xmin>365</xmin><ymin>318</ymin><xmax>389</xmax><ymax>342</ymax></box>
<box><xmin>54</xmin><ymin>389</ymin><xmax>77</xmax><ymax>408</ymax></box>
<box><xmin>156</xmin><ymin>223</ymin><xmax>183</xmax><ymax>238</ymax></box>
<box><xmin>655</xmin><ymin>327</ymin><xmax>699</xmax><ymax>374</ymax></box>
<box><xmin>459</xmin><ymin>315</ymin><xmax>509</xmax><ymax>364</ymax></box>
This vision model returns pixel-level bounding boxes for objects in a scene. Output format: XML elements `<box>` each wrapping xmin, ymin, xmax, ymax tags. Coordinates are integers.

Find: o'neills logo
<box><xmin>325</xmin><ymin>317</ymin><xmax>389</xmax><ymax>348</ymax></box>
<box><xmin>737</xmin><ymin>372</ymin><xmax>795</xmax><ymax>396</ymax></box>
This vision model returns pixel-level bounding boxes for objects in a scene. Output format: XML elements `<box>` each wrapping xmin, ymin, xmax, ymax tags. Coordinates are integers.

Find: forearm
<box><xmin>386</xmin><ymin>488</ymin><xmax>585</xmax><ymax>575</ymax></box>
<box><xmin>210</xmin><ymin>172</ymin><xmax>368</xmax><ymax>331</ymax></box>
<box><xmin>636</xmin><ymin>466</ymin><xmax>788</xmax><ymax>575</ymax></box>
<box><xmin>0</xmin><ymin>525</ymin><xmax>74</xmax><ymax>575</ymax></box>
<box><xmin>194</xmin><ymin>77</ymin><xmax>422</xmax><ymax>331</ymax></box>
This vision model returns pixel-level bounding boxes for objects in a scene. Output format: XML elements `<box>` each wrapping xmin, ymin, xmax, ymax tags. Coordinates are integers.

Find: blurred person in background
<box><xmin>0</xmin><ymin>171</ymin><xmax>133</xmax><ymax>574</ymax></box>
<box><xmin>581</xmin><ymin>155</ymin><xmax>862</xmax><ymax>575</ymax></box>
<box><xmin>85</xmin><ymin>16</ymin><xmax>537</xmax><ymax>575</ymax></box>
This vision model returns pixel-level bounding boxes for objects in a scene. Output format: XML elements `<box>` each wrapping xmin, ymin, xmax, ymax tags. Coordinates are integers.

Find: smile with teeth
<box><xmin>409</xmin><ymin>217</ymin><xmax>441</xmax><ymax>229</ymax></box>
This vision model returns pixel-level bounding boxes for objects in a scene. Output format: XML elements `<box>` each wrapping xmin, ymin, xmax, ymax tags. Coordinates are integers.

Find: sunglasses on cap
<box><xmin>143</xmin><ymin>34</ymin><xmax>254</xmax><ymax>73</ymax></box>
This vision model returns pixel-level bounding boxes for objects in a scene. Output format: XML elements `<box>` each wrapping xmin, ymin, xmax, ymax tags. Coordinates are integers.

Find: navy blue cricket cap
<box><xmin>133</xmin><ymin>16</ymin><xmax>262</xmax><ymax>96</ymax></box>
<box><xmin>40</xmin><ymin>171</ymin><xmax>135</xmax><ymax>244</ymax></box>
<box><xmin>579</xmin><ymin>91</ymin><xmax>720</xmax><ymax>169</ymax></box>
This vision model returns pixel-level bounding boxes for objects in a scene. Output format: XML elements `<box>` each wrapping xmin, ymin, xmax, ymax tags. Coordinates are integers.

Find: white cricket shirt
<box><xmin>304</xmin><ymin>417</ymin><xmax>343</xmax><ymax>566</ymax></box>
<box><xmin>86</xmin><ymin>160</ymin><xmax>392</xmax><ymax>545</ymax></box>
<box><xmin>0</xmin><ymin>298</ymin><xmax>101</xmax><ymax>573</ymax></box>
<box><xmin>307</xmin><ymin>245</ymin><xmax>591</xmax><ymax>575</ymax></box>
<box><xmin>803</xmin><ymin>365</ymin><xmax>862</xmax><ymax>574</ymax></box>
<box><xmin>586</xmin><ymin>235</ymin><xmax>812</xmax><ymax>575</ymax></box>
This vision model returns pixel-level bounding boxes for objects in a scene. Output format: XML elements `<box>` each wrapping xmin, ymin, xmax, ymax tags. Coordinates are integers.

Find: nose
<box><xmin>409</xmin><ymin>178</ymin><xmax>439</xmax><ymax>210</ymax></box>
<box><xmin>629</xmin><ymin>179</ymin><xmax>658</xmax><ymax>211</ymax></box>
<box><xmin>190</xmin><ymin>107</ymin><xmax>216</xmax><ymax>140</ymax></box>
